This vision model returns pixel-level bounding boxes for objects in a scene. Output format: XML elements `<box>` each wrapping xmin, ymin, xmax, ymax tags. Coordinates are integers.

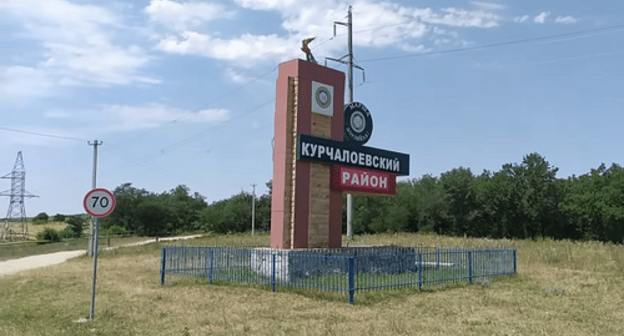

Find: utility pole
<box><xmin>329</xmin><ymin>6</ymin><xmax>363</xmax><ymax>240</ymax></box>
<box><xmin>251</xmin><ymin>183</ymin><xmax>256</xmax><ymax>235</ymax></box>
<box><xmin>87</xmin><ymin>140</ymin><xmax>102</xmax><ymax>257</ymax></box>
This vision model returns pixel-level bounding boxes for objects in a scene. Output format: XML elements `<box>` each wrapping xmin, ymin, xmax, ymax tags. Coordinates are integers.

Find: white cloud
<box><xmin>0</xmin><ymin>66</ymin><xmax>56</xmax><ymax>99</ymax></box>
<box><xmin>151</xmin><ymin>1</ymin><xmax>501</xmax><ymax>66</ymax></box>
<box><xmin>225</xmin><ymin>68</ymin><xmax>253</xmax><ymax>84</ymax></box>
<box><xmin>416</xmin><ymin>7</ymin><xmax>500</xmax><ymax>28</ymax></box>
<box><xmin>157</xmin><ymin>32</ymin><xmax>297</xmax><ymax>64</ymax></box>
<box><xmin>534</xmin><ymin>11</ymin><xmax>550</xmax><ymax>24</ymax></box>
<box><xmin>101</xmin><ymin>104</ymin><xmax>230</xmax><ymax>131</ymax></box>
<box><xmin>234</xmin><ymin>0</ymin><xmax>298</xmax><ymax>10</ymax></box>
<box><xmin>471</xmin><ymin>2</ymin><xmax>505</xmax><ymax>10</ymax></box>
<box><xmin>514</xmin><ymin>15</ymin><xmax>530</xmax><ymax>23</ymax></box>
<box><xmin>0</xmin><ymin>0</ymin><xmax>156</xmax><ymax>92</ymax></box>
<box><xmin>44</xmin><ymin>43</ymin><xmax>158</xmax><ymax>86</ymax></box>
<box><xmin>555</xmin><ymin>16</ymin><xmax>578</xmax><ymax>24</ymax></box>
<box><xmin>145</xmin><ymin>0</ymin><xmax>233</xmax><ymax>31</ymax></box>
<box><xmin>43</xmin><ymin>110</ymin><xmax>72</xmax><ymax>119</ymax></box>
<box><xmin>42</xmin><ymin>104</ymin><xmax>230</xmax><ymax>132</ymax></box>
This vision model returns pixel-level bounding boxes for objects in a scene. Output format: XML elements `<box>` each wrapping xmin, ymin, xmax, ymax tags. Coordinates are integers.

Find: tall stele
<box><xmin>344</xmin><ymin>101</ymin><xmax>373</xmax><ymax>145</ymax></box>
<box><xmin>270</xmin><ymin>58</ymin><xmax>409</xmax><ymax>250</ymax></box>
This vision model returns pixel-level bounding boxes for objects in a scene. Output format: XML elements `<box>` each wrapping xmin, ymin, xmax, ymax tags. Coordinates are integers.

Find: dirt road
<box><xmin>0</xmin><ymin>234</ymin><xmax>203</xmax><ymax>278</ymax></box>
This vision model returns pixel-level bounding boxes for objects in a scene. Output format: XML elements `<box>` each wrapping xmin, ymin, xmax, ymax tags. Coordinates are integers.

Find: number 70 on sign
<box><xmin>83</xmin><ymin>188</ymin><xmax>116</xmax><ymax>218</ymax></box>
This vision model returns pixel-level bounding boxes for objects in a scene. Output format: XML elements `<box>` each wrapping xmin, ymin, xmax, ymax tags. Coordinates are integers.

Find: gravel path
<box><xmin>0</xmin><ymin>234</ymin><xmax>204</xmax><ymax>278</ymax></box>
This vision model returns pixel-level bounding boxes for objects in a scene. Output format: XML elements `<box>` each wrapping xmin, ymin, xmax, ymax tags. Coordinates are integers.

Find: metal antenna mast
<box><xmin>327</xmin><ymin>6</ymin><xmax>365</xmax><ymax>240</ymax></box>
<box><xmin>1</xmin><ymin>151</ymin><xmax>38</xmax><ymax>241</ymax></box>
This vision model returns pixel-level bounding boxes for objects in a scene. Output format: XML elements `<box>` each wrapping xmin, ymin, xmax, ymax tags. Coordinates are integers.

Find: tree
<box><xmin>409</xmin><ymin>175</ymin><xmax>446</xmax><ymax>234</ymax></box>
<box><xmin>65</xmin><ymin>216</ymin><xmax>87</xmax><ymax>238</ymax></box>
<box><xmin>33</xmin><ymin>212</ymin><xmax>49</xmax><ymax>224</ymax></box>
<box><xmin>101</xmin><ymin>183</ymin><xmax>150</xmax><ymax>234</ymax></box>
<box><xmin>101</xmin><ymin>183</ymin><xmax>208</xmax><ymax>237</ymax></box>
<box><xmin>160</xmin><ymin>185</ymin><xmax>207</xmax><ymax>234</ymax></box>
<box><xmin>561</xmin><ymin>163</ymin><xmax>624</xmax><ymax>242</ymax></box>
<box><xmin>200</xmin><ymin>192</ymin><xmax>253</xmax><ymax>234</ymax></box>
<box><xmin>507</xmin><ymin>153</ymin><xmax>561</xmax><ymax>239</ymax></box>
<box><xmin>52</xmin><ymin>213</ymin><xmax>66</xmax><ymax>222</ymax></box>
<box><xmin>439</xmin><ymin>167</ymin><xmax>475</xmax><ymax>236</ymax></box>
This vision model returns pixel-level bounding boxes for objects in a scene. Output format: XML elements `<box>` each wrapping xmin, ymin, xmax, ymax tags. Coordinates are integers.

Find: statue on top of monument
<box><xmin>301</xmin><ymin>37</ymin><xmax>318</xmax><ymax>64</ymax></box>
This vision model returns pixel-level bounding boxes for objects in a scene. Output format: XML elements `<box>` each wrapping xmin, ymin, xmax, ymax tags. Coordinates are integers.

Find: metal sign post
<box><xmin>83</xmin><ymin>188</ymin><xmax>116</xmax><ymax>320</ymax></box>
<box><xmin>90</xmin><ymin>217</ymin><xmax>100</xmax><ymax>320</ymax></box>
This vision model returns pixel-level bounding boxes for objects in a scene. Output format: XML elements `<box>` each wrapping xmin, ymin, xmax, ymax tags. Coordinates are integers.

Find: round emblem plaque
<box><xmin>315</xmin><ymin>86</ymin><xmax>332</xmax><ymax>109</ymax></box>
<box><xmin>344</xmin><ymin>102</ymin><xmax>373</xmax><ymax>145</ymax></box>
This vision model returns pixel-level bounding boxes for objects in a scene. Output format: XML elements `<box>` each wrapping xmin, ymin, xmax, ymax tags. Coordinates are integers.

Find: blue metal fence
<box><xmin>160</xmin><ymin>246</ymin><xmax>517</xmax><ymax>305</ymax></box>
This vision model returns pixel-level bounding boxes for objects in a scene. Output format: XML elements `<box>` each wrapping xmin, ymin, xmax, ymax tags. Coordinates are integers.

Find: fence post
<box><xmin>348</xmin><ymin>257</ymin><xmax>355</xmax><ymax>306</ymax></box>
<box><xmin>513</xmin><ymin>249</ymin><xmax>517</xmax><ymax>274</ymax></box>
<box><xmin>417</xmin><ymin>252</ymin><xmax>422</xmax><ymax>291</ymax></box>
<box><xmin>160</xmin><ymin>248</ymin><xmax>167</xmax><ymax>286</ymax></box>
<box><xmin>209</xmin><ymin>249</ymin><xmax>214</xmax><ymax>284</ymax></box>
<box><xmin>436</xmin><ymin>247</ymin><xmax>440</xmax><ymax>269</ymax></box>
<box><xmin>468</xmin><ymin>251</ymin><xmax>473</xmax><ymax>284</ymax></box>
<box><xmin>271</xmin><ymin>252</ymin><xmax>276</xmax><ymax>292</ymax></box>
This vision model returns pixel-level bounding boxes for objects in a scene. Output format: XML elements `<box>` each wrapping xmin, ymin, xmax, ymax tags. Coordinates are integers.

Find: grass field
<box><xmin>1</xmin><ymin>232</ymin><xmax>623</xmax><ymax>335</ymax></box>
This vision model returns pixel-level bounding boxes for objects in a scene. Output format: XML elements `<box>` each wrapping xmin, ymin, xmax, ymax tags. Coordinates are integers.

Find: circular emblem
<box><xmin>315</xmin><ymin>86</ymin><xmax>331</xmax><ymax>109</ymax></box>
<box><xmin>344</xmin><ymin>102</ymin><xmax>373</xmax><ymax>145</ymax></box>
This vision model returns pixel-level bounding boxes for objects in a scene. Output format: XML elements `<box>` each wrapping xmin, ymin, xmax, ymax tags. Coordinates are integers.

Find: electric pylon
<box><xmin>1</xmin><ymin>151</ymin><xmax>38</xmax><ymax>241</ymax></box>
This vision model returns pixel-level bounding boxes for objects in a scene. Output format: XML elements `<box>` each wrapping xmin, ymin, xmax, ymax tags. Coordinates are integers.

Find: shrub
<box><xmin>36</xmin><ymin>227</ymin><xmax>62</xmax><ymax>244</ymax></box>
<box><xmin>102</xmin><ymin>225</ymin><xmax>127</xmax><ymax>237</ymax></box>
<box><xmin>52</xmin><ymin>213</ymin><xmax>66</xmax><ymax>222</ymax></box>
<box><xmin>66</xmin><ymin>216</ymin><xmax>87</xmax><ymax>238</ymax></box>
<box><xmin>33</xmin><ymin>212</ymin><xmax>49</xmax><ymax>224</ymax></box>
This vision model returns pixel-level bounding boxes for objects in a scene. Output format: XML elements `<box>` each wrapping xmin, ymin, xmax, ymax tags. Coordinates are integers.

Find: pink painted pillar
<box><xmin>270</xmin><ymin>59</ymin><xmax>345</xmax><ymax>249</ymax></box>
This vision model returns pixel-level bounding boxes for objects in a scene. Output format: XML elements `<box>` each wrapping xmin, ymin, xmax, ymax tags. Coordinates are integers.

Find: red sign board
<box><xmin>331</xmin><ymin>166</ymin><xmax>396</xmax><ymax>195</ymax></box>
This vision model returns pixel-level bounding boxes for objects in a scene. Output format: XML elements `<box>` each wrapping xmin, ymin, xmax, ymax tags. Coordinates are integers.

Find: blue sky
<box><xmin>1</xmin><ymin>0</ymin><xmax>623</xmax><ymax>216</ymax></box>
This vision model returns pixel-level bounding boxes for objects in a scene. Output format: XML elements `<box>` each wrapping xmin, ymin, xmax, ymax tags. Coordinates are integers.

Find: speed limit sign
<box><xmin>83</xmin><ymin>188</ymin><xmax>116</xmax><ymax>218</ymax></box>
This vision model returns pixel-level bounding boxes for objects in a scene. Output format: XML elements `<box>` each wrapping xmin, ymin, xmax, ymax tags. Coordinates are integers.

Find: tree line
<box><xmin>350</xmin><ymin>153</ymin><xmax>624</xmax><ymax>243</ymax></box>
<box><xmin>100</xmin><ymin>183</ymin><xmax>271</xmax><ymax>237</ymax></box>
<box><xmin>99</xmin><ymin>153</ymin><xmax>624</xmax><ymax>244</ymax></box>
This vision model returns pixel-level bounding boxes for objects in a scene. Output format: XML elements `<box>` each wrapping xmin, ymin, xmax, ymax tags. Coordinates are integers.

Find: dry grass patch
<box><xmin>1</xmin><ymin>233</ymin><xmax>623</xmax><ymax>335</ymax></box>
<box><xmin>28</xmin><ymin>221</ymin><xmax>68</xmax><ymax>239</ymax></box>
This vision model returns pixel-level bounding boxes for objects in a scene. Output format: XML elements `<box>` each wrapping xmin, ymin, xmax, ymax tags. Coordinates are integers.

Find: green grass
<box><xmin>1</xmin><ymin>232</ymin><xmax>624</xmax><ymax>335</ymax></box>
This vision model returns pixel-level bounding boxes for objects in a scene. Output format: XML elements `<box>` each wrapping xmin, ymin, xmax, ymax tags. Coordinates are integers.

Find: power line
<box><xmin>127</xmin><ymin>66</ymin><xmax>278</xmax><ymax>143</ymax></box>
<box><xmin>0</xmin><ymin>126</ymin><xmax>86</xmax><ymax>142</ymax></box>
<box><xmin>311</xmin><ymin>20</ymin><xmax>415</xmax><ymax>52</ymax></box>
<box><xmin>360</xmin><ymin>23</ymin><xmax>624</xmax><ymax>63</ymax></box>
<box><xmin>117</xmin><ymin>98</ymin><xmax>275</xmax><ymax>170</ymax></box>
<box><xmin>158</xmin><ymin>98</ymin><xmax>275</xmax><ymax>154</ymax></box>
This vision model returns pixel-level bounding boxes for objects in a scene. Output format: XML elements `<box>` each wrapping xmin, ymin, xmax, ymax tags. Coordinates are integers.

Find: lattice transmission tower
<box><xmin>1</xmin><ymin>151</ymin><xmax>38</xmax><ymax>241</ymax></box>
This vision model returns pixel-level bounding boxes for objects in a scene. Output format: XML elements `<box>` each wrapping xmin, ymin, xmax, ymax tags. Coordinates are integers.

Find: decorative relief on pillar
<box><xmin>288</xmin><ymin>77</ymin><xmax>298</xmax><ymax>249</ymax></box>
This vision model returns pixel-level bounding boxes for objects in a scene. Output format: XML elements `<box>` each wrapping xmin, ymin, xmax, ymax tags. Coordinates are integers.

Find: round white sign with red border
<box><xmin>83</xmin><ymin>188</ymin><xmax>116</xmax><ymax>218</ymax></box>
